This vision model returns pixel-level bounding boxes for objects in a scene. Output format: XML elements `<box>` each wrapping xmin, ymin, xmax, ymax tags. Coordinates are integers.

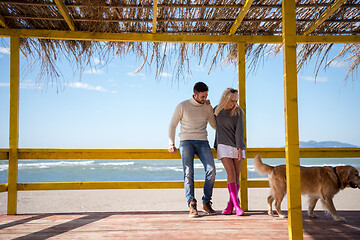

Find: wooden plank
<box><xmin>300</xmin><ymin>147</ymin><xmax>360</xmax><ymax>158</ymax></box>
<box><xmin>8</xmin><ymin>37</ymin><xmax>20</xmax><ymax>215</ymax></box>
<box><xmin>0</xmin><ymin>28</ymin><xmax>282</xmax><ymax>43</ymax></box>
<box><xmin>152</xmin><ymin>0</ymin><xmax>158</xmax><ymax>33</ymax></box>
<box><xmin>16</xmin><ymin>180</ymin><xmax>269</xmax><ymax>191</ymax></box>
<box><xmin>297</xmin><ymin>35</ymin><xmax>360</xmax><ymax>43</ymax></box>
<box><xmin>303</xmin><ymin>0</ymin><xmax>347</xmax><ymax>35</ymax></box>
<box><xmin>238</xmin><ymin>43</ymin><xmax>248</xmax><ymax>211</ymax></box>
<box><xmin>282</xmin><ymin>0</ymin><xmax>303</xmax><ymax>239</ymax></box>
<box><xmin>0</xmin><ymin>183</ymin><xmax>8</xmax><ymax>192</ymax></box>
<box><xmin>54</xmin><ymin>0</ymin><xmax>76</xmax><ymax>31</ymax></box>
<box><xmin>0</xmin><ymin>149</ymin><xmax>9</xmax><ymax>160</ymax></box>
<box><xmin>0</xmin><ymin>28</ymin><xmax>358</xmax><ymax>43</ymax></box>
<box><xmin>0</xmin><ymin>211</ymin><xmax>359</xmax><ymax>239</ymax></box>
<box><xmin>13</xmin><ymin>147</ymin><xmax>360</xmax><ymax>159</ymax></box>
<box><xmin>0</xmin><ymin>14</ymin><xmax>8</xmax><ymax>28</ymax></box>
<box><xmin>229</xmin><ymin>0</ymin><xmax>254</xmax><ymax>35</ymax></box>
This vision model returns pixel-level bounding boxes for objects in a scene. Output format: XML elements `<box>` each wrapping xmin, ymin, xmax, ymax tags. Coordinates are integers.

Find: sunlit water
<box><xmin>1</xmin><ymin>158</ymin><xmax>359</xmax><ymax>183</ymax></box>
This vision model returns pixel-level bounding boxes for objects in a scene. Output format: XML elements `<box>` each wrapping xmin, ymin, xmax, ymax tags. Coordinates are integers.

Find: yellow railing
<box><xmin>1</xmin><ymin>147</ymin><xmax>360</xmax><ymax>193</ymax></box>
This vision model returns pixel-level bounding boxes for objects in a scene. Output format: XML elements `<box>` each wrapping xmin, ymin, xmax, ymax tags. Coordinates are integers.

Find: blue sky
<box><xmin>0</xmin><ymin>38</ymin><xmax>359</xmax><ymax>149</ymax></box>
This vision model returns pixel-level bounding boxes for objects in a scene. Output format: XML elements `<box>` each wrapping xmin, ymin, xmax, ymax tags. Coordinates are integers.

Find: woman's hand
<box><xmin>238</xmin><ymin>149</ymin><xmax>245</xmax><ymax>160</ymax></box>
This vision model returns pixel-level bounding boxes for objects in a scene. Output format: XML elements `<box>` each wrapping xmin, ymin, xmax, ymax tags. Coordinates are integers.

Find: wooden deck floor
<box><xmin>1</xmin><ymin>211</ymin><xmax>359</xmax><ymax>239</ymax></box>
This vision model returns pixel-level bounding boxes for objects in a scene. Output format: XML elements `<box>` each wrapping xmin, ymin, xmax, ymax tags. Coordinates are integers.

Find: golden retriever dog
<box><xmin>254</xmin><ymin>154</ymin><xmax>360</xmax><ymax>222</ymax></box>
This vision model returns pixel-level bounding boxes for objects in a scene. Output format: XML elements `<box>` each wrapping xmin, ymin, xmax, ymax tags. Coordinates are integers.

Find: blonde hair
<box><xmin>214</xmin><ymin>88</ymin><xmax>242</xmax><ymax>116</ymax></box>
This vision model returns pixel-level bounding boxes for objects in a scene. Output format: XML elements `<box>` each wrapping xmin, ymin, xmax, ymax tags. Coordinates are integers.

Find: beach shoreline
<box><xmin>1</xmin><ymin>188</ymin><xmax>360</xmax><ymax>214</ymax></box>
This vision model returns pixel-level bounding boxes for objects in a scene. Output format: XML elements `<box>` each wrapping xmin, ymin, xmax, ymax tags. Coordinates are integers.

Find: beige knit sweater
<box><xmin>168</xmin><ymin>97</ymin><xmax>216</xmax><ymax>145</ymax></box>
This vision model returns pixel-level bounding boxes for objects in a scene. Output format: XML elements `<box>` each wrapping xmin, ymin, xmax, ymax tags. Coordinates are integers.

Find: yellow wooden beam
<box><xmin>8</xmin><ymin>37</ymin><xmax>20</xmax><ymax>215</ymax></box>
<box><xmin>246</xmin><ymin>148</ymin><xmax>285</xmax><ymax>158</ymax></box>
<box><xmin>282</xmin><ymin>0</ymin><xmax>303</xmax><ymax>239</ymax></box>
<box><xmin>1</xmin><ymin>28</ymin><xmax>358</xmax><ymax>44</ymax></box>
<box><xmin>300</xmin><ymin>147</ymin><xmax>360</xmax><ymax>158</ymax></box>
<box><xmin>17</xmin><ymin>148</ymin><xmax>191</xmax><ymax>159</ymax></box>
<box><xmin>297</xmin><ymin>35</ymin><xmax>360</xmax><ymax>43</ymax></box>
<box><xmin>0</xmin><ymin>184</ymin><xmax>8</xmax><ymax>193</ymax></box>
<box><xmin>152</xmin><ymin>0</ymin><xmax>158</xmax><ymax>33</ymax></box>
<box><xmin>13</xmin><ymin>147</ymin><xmax>360</xmax><ymax>160</ymax></box>
<box><xmin>247</xmin><ymin>180</ymin><xmax>269</xmax><ymax>188</ymax></box>
<box><xmin>229</xmin><ymin>0</ymin><xmax>254</xmax><ymax>35</ymax></box>
<box><xmin>303</xmin><ymin>0</ymin><xmax>347</xmax><ymax>35</ymax></box>
<box><xmin>16</xmin><ymin>180</ymin><xmax>268</xmax><ymax>191</ymax></box>
<box><xmin>0</xmin><ymin>28</ymin><xmax>282</xmax><ymax>44</ymax></box>
<box><xmin>0</xmin><ymin>14</ymin><xmax>8</xmax><ymax>28</ymax></box>
<box><xmin>16</xmin><ymin>180</ymin><xmax>228</xmax><ymax>191</ymax></box>
<box><xmin>238</xmin><ymin>43</ymin><xmax>248</xmax><ymax>211</ymax></box>
<box><xmin>54</xmin><ymin>0</ymin><xmax>76</xmax><ymax>31</ymax></box>
<box><xmin>248</xmin><ymin>147</ymin><xmax>360</xmax><ymax>158</ymax></box>
<box><xmin>0</xmin><ymin>149</ymin><xmax>9</xmax><ymax>160</ymax></box>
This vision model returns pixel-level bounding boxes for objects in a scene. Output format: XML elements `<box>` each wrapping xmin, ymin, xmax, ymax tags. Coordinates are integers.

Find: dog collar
<box><xmin>333</xmin><ymin>167</ymin><xmax>341</xmax><ymax>188</ymax></box>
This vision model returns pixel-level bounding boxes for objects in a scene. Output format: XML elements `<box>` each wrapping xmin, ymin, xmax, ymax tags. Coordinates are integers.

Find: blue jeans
<box><xmin>179</xmin><ymin>140</ymin><xmax>216</xmax><ymax>205</ymax></box>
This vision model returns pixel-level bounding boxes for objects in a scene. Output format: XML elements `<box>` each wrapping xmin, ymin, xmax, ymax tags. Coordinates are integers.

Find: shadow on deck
<box><xmin>0</xmin><ymin>210</ymin><xmax>359</xmax><ymax>239</ymax></box>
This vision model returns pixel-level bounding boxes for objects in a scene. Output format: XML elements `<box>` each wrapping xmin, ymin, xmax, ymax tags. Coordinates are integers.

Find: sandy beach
<box><xmin>1</xmin><ymin>187</ymin><xmax>360</xmax><ymax>214</ymax></box>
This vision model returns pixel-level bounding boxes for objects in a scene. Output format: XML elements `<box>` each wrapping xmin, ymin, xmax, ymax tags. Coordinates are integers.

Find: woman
<box><xmin>214</xmin><ymin>88</ymin><xmax>245</xmax><ymax>216</ymax></box>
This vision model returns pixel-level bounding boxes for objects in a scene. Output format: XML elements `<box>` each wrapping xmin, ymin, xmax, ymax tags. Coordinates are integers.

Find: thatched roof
<box><xmin>0</xmin><ymin>0</ymin><xmax>359</xmax><ymax>84</ymax></box>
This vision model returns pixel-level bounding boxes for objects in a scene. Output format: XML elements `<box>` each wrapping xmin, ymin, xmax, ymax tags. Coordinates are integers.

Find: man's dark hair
<box><xmin>193</xmin><ymin>82</ymin><xmax>208</xmax><ymax>94</ymax></box>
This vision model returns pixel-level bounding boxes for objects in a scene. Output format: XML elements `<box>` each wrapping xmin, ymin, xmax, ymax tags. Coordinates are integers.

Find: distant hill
<box><xmin>299</xmin><ymin>140</ymin><xmax>358</xmax><ymax>148</ymax></box>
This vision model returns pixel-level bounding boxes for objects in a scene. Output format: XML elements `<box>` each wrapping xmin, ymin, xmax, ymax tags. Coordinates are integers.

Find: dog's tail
<box><xmin>254</xmin><ymin>154</ymin><xmax>273</xmax><ymax>175</ymax></box>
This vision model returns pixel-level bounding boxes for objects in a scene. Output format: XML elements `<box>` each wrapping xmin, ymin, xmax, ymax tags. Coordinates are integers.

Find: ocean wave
<box><xmin>248</xmin><ymin>166</ymin><xmax>256</xmax><ymax>172</ymax></box>
<box><xmin>18</xmin><ymin>160</ymin><xmax>96</xmax><ymax>169</ymax></box>
<box><xmin>194</xmin><ymin>163</ymin><xmax>225</xmax><ymax>169</ymax></box>
<box><xmin>303</xmin><ymin>163</ymin><xmax>346</xmax><ymax>167</ymax></box>
<box><xmin>98</xmin><ymin>162</ymin><xmax>135</xmax><ymax>166</ymax></box>
<box><xmin>142</xmin><ymin>166</ymin><xmax>183</xmax><ymax>172</ymax></box>
<box><xmin>0</xmin><ymin>165</ymin><xmax>8</xmax><ymax>171</ymax></box>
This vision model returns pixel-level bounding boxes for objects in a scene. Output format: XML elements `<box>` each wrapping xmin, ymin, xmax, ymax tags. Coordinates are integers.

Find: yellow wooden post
<box><xmin>238</xmin><ymin>43</ymin><xmax>248</xmax><ymax>211</ymax></box>
<box><xmin>282</xmin><ymin>0</ymin><xmax>303</xmax><ymax>239</ymax></box>
<box><xmin>152</xmin><ymin>0</ymin><xmax>158</xmax><ymax>33</ymax></box>
<box><xmin>8</xmin><ymin>36</ymin><xmax>20</xmax><ymax>215</ymax></box>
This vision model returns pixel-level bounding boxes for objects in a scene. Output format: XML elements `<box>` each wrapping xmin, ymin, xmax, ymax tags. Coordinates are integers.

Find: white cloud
<box><xmin>329</xmin><ymin>60</ymin><xmax>347</xmax><ymax>68</ymax></box>
<box><xmin>20</xmin><ymin>83</ymin><xmax>42</xmax><ymax>90</ymax></box>
<box><xmin>127</xmin><ymin>72</ymin><xmax>145</xmax><ymax>77</ymax></box>
<box><xmin>67</xmin><ymin>82</ymin><xmax>107</xmax><ymax>92</ymax></box>
<box><xmin>128</xmin><ymin>84</ymin><xmax>143</xmax><ymax>88</ymax></box>
<box><xmin>300</xmin><ymin>75</ymin><xmax>328</xmax><ymax>82</ymax></box>
<box><xmin>93</xmin><ymin>57</ymin><xmax>105</xmax><ymax>65</ymax></box>
<box><xmin>161</xmin><ymin>43</ymin><xmax>176</xmax><ymax>51</ymax></box>
<box><xmin>84</xmin><ymin>69</ymin><xmax>104</xmax><ymax>74</ymax></box>
<box><xmin>195</xmin><ymin>65</ymin><xmax>205</xmax><ymax>72</ymax></box>
<box><xmin>0</xmin><ymin>47</ymin><xmax>10</xmax><ymax>54</ymax></box>
<box><xmin>160</xmin><ymin>72</ymin><xmax>172</xmax><ymax>78</ymax></box>
<box><xmin>0</xmin><ymin>82</ymin><xmax>42</xmax><ymax>90</ymax></box>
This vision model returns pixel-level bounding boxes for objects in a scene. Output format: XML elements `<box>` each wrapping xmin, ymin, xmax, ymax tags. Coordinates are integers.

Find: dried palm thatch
<box><xmin>0</xmin><ymin>0</ymin><xmax>359</xmax><ymax>86</ymax></box>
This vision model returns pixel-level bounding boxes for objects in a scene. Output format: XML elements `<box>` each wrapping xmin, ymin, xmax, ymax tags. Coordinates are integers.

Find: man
<box><xmin>168</xmin><ymin>82</ymin><xmax>217</xmax><ymax>218</ymax></box>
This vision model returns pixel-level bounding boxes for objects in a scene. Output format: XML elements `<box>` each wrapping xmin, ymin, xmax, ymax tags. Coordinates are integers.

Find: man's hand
<box><xmin>168</xmin><ymin>144</ymin><xmax>177</xmax><ymax>153</ymax></box>
<box><xmin>205</xmin><ymin>99</ymin><xmax>211</xmax><ymax>105</ymax></box>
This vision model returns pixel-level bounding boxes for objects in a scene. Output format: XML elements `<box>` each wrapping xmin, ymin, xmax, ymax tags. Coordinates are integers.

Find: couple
<box><xmin>168</xmin><ymin>82</ymin><xmax>245</xmax><ymax>218</ymax></box>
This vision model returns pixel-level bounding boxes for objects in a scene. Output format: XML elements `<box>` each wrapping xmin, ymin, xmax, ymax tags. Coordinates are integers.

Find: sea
<box><xmin>1</xmin><ymin>158</ymin><xmax>360</xmax><ymax>184</ymax></box>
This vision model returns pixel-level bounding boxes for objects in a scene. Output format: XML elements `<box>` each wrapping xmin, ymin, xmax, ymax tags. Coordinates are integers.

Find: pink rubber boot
<box><xmin>229</xmin><ymin>183</ymin><xmax>244</xmax><ymax>216</ymax></box>
<box><xmin>236</xmin><ymin>183</ymin><xmax>241</xmax><ymax>206</ymax></box>
<box><xmin>222</xmin><ymin>191</ymin><xmax>233</xmax><ymax>215</ymax></box>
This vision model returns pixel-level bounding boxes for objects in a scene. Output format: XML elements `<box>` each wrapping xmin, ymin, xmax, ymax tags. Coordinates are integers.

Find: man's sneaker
<box><xmin>189</xmin><ymin>201</ymin><xmax>199</xmax><ymax>218</ymax></box>
<box><xmin>202</xmin><ymin>201</ymin><xmax>217</xmax><ymax>215</ymax></box>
